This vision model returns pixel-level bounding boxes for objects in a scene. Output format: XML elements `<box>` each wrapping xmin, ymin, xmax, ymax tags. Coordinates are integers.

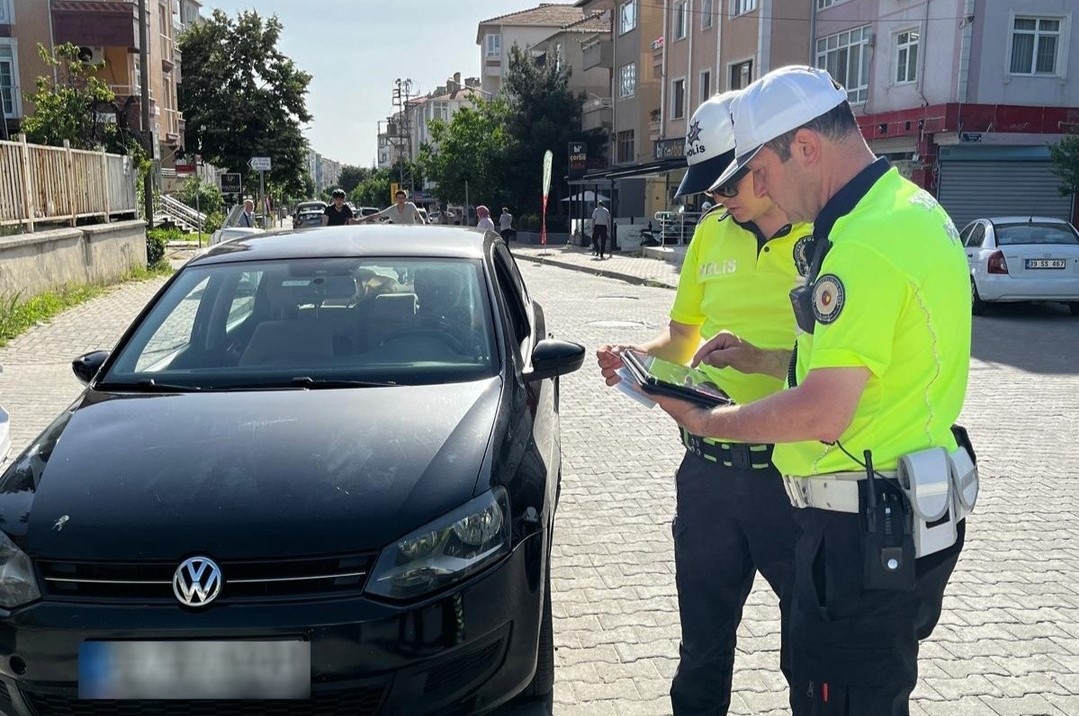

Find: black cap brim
<box><xmin>675</xmin><ymin>149</ymin><xmax>735</xmax><ymax>197</ymax></box>
<box><xmin>708</xmin><ymin>145</ymin><xmax>763</xmax><ymax>193</ymax></box>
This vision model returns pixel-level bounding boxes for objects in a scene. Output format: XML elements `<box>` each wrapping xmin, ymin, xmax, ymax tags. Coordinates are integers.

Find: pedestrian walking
<box><xmin>654</xmin><ymin>65</ymin><xmax>976</xmax><ymax>716</ymax></box>
<box><xmin>237</xmin><ymin>199</ymin><xmax>256</xmax><ymax>228</ymax></box>
<box><xmin>597</xmin><ymin>90</ymin><xmax>813</xmax><ymax>716</ymax></box>
<box><xmin>591</xmin><ymin>201</ymin><xmax>611</xmax><ymax>258</ymax></box>
<box><xmin>360</xmin><ymin>189</ymin><xmax>426</xmax><ymax>225</ymax></box>
<box><xmin>476</xmin><ymin>205</ymin><xmax>495</xmax><ymax>232</ymax></box>
<box><xmin>322</xmin><ymin>189</ymin><xmax>354</xmax><ymax>227</ymax></box>
<box><xmin>498</xmin><ymin>207</ymin><xmax>515</xmax><ymax>242</ymax></box>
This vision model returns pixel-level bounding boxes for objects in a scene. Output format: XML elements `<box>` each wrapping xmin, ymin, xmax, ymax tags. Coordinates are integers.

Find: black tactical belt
<box><xmin>680</xmin><ymin>429</ymin><xmax>774</xmax><ymax>470</ymax></box>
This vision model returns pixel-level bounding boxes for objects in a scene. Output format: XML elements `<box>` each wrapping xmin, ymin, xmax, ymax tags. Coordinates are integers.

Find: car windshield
<box><xmin>101</xmin><ymin>257</ymin><xmax>497</xmax><ymax>390</ymax></box>
<box><xmin>995</xmin><ymin>222</ymin><xmax>1079</xmax><ymax>246</ymax></box>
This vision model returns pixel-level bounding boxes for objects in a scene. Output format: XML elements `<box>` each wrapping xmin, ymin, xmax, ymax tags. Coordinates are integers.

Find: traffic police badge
<box><xmin>793</xmin><ymin>235</ymin><xmax>813</xmax><ymax>277</ymax></box>
<box><xmin>812</xmin><ymin>274</ymin><xmax>845</xmax><ymax>324</ymax></box>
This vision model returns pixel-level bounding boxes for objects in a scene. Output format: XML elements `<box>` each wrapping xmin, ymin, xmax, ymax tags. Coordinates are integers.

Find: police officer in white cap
<box><xmin>597</xmin><ymin>90</ymin><xmax>813</xmax><ymax>715</ymax></box>
<box><xmin>654</xmin><ymin>66</ymin><xmax>974</xmax><ymax>715</ymax></box>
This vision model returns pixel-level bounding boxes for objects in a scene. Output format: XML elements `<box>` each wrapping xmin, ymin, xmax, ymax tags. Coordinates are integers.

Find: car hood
<box><xmin>0</xmin><ymin>379</ymin><xmax>501</xmax><ymax>560</ymax></box>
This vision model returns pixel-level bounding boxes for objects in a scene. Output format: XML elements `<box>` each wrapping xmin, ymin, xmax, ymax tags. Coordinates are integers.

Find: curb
<box><xmin>513</xmin><ymin>251</ymin><xmax>678</xmax><ymax>290</ymax></box>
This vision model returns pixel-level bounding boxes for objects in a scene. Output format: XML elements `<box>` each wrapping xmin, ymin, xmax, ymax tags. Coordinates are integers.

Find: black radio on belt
<box><xmin>789</xmin><ymin>236</ymin><xmax>833</xmax><ymax>335</ymax></box>
<box><xmin>861</xmin><ymin>450</ymin><xmax>916</xmax><ymax>591</ymax></box>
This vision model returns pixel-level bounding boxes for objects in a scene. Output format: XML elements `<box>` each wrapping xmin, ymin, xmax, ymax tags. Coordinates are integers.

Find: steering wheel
<box><xmin>378</xmin><ymin>328</ymin><xmax>467</xmax><ymax>356</ymax></box>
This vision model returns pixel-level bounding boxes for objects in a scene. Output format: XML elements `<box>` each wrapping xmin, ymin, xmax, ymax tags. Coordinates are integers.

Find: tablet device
<box><xmin>621</xmin><ymin>349</ymin><xmax>733</xmax><ymax>408</ymax></box>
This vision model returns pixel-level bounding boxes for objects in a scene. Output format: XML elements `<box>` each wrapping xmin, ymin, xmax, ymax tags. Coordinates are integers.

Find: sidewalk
<box><xmin>511</xmin><ymin>241</ymin><xmax>687</xmax><ymax>289</ymax></box>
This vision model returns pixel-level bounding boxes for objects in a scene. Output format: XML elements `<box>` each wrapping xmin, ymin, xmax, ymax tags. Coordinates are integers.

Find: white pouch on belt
<box><xmin>897</xmin><ymin>447</ymin><xmax>957</xmax><ymax>558</ymax></box>
<box><xmin>947</xmin><ymin>445</ymin><xmax>979</xmax><ymax>521</ymax></box>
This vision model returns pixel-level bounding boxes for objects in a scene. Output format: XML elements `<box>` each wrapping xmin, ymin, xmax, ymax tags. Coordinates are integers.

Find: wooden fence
<box><xmin>0</xmin><ymin>135</ymin><xmax>139</xmax><ymax>232</ymax></box>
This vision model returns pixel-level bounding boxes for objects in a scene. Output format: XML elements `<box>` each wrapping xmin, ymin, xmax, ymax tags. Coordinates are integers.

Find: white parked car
<box><xmin>210</xmin><ymin>226</ymin><xmax>263</xmax><ymax>246</ymax></box>
<box><xmin>963</xmin><ymin>216</ymin><xmax>1079</xmax><ymax>315</ymax></box>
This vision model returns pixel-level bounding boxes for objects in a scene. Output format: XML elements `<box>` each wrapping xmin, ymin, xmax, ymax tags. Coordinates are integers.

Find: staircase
<box><xmin>155</xmin><ymin>194</ymin><xmax>206</xmax><ymax>232</ymax></box>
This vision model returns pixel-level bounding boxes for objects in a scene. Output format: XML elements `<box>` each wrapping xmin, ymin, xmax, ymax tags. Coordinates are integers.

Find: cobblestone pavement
<box><xmin>1</xmin><ymin>249</ymin><xmax>1078</xmax><ymax>716</ymax></box>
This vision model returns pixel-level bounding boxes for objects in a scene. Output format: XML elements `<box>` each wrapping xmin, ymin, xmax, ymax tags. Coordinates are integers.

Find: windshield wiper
<box><xmin>97</xmin><ymin>378</ymin><xmax>203</xmax><ymax>393</ymax></box>
<box><xmin>290</xmin><ymin>376</ymin><xmax>397</xmax><ymax>389</ymax></box>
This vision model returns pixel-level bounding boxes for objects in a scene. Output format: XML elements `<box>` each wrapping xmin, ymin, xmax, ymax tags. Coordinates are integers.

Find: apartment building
<box><xmin>1</xmin><ymin>0</ymin><xmax>186</xmax><ymax>172</ymax></box>
<box><xmin>816</xmin><ymin>0</ymin><xmax>1078</xmax><ymax>226</ymax></box>
<box><xmin>476</xmin><ymin>3</ymin><xmax>589</xmax><ymax>97</ymax></box>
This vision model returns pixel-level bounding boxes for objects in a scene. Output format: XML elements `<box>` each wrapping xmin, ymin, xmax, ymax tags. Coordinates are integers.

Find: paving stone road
<box><xmin>1</xmin><ymin>246</ymin><xmax>1077</xmax><ymax>716</ymax></box>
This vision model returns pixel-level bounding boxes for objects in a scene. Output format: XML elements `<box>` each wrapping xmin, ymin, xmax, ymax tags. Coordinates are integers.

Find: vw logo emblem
<box><xmin>173</xmin><ymin>556</ymin><xmax>223</xmax><ymax>607</ymax></box>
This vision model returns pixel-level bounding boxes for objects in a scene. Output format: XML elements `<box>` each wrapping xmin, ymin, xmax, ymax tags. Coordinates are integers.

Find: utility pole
<box><xmin>391</xmin><ymin>77</ymin><xmax>414</xmax><ymax>195</ymax></box>
<box><xmin>138</xmin><ymin>0</ymin><xmax>153</xmax><ymax>227</ymax></box>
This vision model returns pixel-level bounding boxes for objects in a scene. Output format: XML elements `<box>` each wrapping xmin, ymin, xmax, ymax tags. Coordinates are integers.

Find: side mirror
<box><xmin>524</xmin><ymin>339</ymin><xmax>585</xmax><ymax>382</ymax></box>
<box><xmin>72</xmin><ymin>350</ymin><xmax>110</xmax><ymax>386</ymax></box>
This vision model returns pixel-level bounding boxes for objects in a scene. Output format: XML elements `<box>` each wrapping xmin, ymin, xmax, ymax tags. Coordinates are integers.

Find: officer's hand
<box><xmin>692</xmin><ymin>331</ymin><xmax>759</xmax><ymax>373</ymax></box>
<box><xmin>651</xmin><ymin>393</ymin><xmax>708</xmax><ymax>433</ymax></box>
<box><xmin>596</xmin><ymin>344</ymin><xmax>634</xmax><ymax>386</ymax></box>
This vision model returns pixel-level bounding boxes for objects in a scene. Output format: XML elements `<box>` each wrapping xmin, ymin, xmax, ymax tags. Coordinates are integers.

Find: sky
<box><xmin>205</xmin><ymin>0</ymin><xmax>573</xmax><ymax>168</ymax></box>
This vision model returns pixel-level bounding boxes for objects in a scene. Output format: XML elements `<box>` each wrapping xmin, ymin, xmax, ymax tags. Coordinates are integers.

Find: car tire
<box><xmin>971</xmin><ymin>279</ymin><xmax>988</xmax><ymax>316</ymax></box>
<box><xmin>518</xmin><ymin>555</ymin><xmax>554</xmax><ymax>700</ymax></box>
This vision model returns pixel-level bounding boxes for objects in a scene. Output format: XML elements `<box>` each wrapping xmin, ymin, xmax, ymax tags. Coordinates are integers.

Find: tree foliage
<box><xmin>420</xmin><ymin>102</ymin><xmax>512</xmax><ymax>209</ymax></box>
<box><xmin>337</xmin><ymin>165</ymin><xmax>371</xmax><ymax>195</ymax></box>
<box><xmin>178</xmin><ymin>10</ymin><xmax>313</xmax><ymax>201</ymax></box>
<box><xmin>179</xmin><ymin>177</ymin><xmax>224</xmax><ymax>216</ymax></box>
<box><xmin>21</xmin><ymin>43</ymin><xmax>138</xmax><ymax>154</ymax></box>
<box><xmin>1048</xmin><ymin>134</ymin><xmax>1079</xmax><ymax>197</ymax></box>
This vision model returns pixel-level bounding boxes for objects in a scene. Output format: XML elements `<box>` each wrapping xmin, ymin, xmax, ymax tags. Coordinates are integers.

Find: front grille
<box><xmin>23</xmin><ymin>686</ymin><xmax>386</xmax><ymax>716</ymax></box>
<box><xmin>36</xmin><ymin>553</ymin><xmax>377</xmax><ymax>605</ymax></box>
<box><xmin>423</xmin><ymin>640</ymin><xmax>502</xmax><ymax>695</ymax></box>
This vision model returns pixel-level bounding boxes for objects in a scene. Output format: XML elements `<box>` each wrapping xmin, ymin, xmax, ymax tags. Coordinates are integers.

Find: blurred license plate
<box><xmin>1025</xmin><ymin>259</ymin><xmax>1066</xmax><ymax>269</ymax></box>
<box><xmin>79</xmin><ymin>640</ymin><xmax>310</xmax><ymax>700</ymax></box>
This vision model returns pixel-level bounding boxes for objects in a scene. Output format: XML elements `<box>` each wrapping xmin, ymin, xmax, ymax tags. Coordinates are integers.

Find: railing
<box><xmin>160</xmin><ymin>193</ymin><xmax>206</xmax><ymax>227</ymax></box>
<box><xmin>0</xmin><ymin>135</ymin><xmax>138</xmax><ymax>232</ymax></box>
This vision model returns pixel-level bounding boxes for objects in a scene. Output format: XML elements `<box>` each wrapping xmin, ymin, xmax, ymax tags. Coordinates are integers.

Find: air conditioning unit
<box><xmin>77</xmin><ymin>46</ymin><xmax>106</xmax><ymax>65</ymax></box>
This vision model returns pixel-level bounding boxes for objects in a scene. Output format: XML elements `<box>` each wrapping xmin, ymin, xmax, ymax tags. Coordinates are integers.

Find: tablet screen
<box><xmin>623</xmin><ymin>350</ymin><xmax>733</xmax><ymax>406</ymax></box>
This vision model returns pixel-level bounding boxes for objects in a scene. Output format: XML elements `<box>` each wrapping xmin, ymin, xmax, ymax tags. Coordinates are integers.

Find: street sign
<box><xmin>174</xmin><ymin>163</ymin><xmax>196</xmax><ymax>177</ymax></box>
<box><xmin>959</xmin><ymin>132</ymin><xmax>983</xmax><ymax>143</ymax></box>
<box><xmin>568</xmin><ymin>142</ymin><xmax>587</xmax><ymax>178</ymax></box>
<box><xmin>249</xmin><ymin>156</ymin><xmax>272</xmax><ymax>171</ymax></box>
<box><xmin>220</xmin><ymin>173</ymin><xmax>242</xmax><ymax>194</ymax></box>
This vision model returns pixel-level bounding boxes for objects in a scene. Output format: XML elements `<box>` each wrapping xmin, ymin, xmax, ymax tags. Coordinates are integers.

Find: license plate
<box><xmin>79</xmin><ymin>640</ymin><xmax>310</xmax><ymax>699</ymax></box>
<box><xmin>1025</xmin><ymin>259</ymin><xmax>1066</xmax><ymax>269</ymax></box>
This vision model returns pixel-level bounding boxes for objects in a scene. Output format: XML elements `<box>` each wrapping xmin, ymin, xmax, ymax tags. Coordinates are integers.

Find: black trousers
<box><xmin>670</xmin><ymin>451</ymin><xmax>804</xmax><ymax>716</ymax></box>
<box><xmin>592</xmin><ymin>225</ymin><xmax>608</xmax><ymax>256</ymax></box>
<box><xmin>790</xmin><ymin>506</ymin><xmax>966</xmax><ymax>715</ymax></box>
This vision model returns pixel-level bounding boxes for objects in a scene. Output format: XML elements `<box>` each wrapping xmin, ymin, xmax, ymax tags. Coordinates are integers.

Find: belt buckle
<box><xmin>783</xmin><ymin>476</ymin><xmax>808</xmax><ymax>509</ymax></box>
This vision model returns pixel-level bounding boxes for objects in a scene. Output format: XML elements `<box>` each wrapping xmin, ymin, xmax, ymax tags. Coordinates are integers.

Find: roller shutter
<box><xmin>937</xmin><ymin>159</ymin><xmax>1073</xmax><ymax>229</ymax></box>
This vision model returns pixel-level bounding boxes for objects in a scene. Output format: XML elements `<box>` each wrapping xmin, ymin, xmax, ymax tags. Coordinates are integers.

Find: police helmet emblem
<box><xmin>812</xmin><ymin>274</ymin><xmax>845</xmax><ymax>324</ymax></box>
<box><xmin>686</xmin><ymin>120</ymin><xmax>702</xmax><ymax>146</ymax></box>
<box><xmin>793</xmin><ymin>236</ymin><xmax>813</xmax><ymax>277</ymax></box>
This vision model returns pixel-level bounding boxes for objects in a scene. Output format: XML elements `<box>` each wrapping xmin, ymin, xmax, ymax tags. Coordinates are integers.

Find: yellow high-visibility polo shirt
<box><xmin>773</xmin><ymin>163</ymin><xmax>972</xmax><ymax>476</ymax></box>
<box><xmin>670</xmin><ymin>211</ymin><xmax>812</xmax><ymax>406</ymax></box>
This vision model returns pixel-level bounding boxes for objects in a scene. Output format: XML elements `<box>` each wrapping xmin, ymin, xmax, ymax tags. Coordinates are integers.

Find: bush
<box><xmin>204</xmin><ymin>211</ymin><xmax>224</xmax><ymax>234</ymax></box>
<box><xmin>146</xmin><ymin>227</ymin><xmax>179</xmax><ymax>268</ymax></box>
<box><xmin>519</xmin><ymin>213</ymin><xmax>540</xmax><ymax>231</ymax></box>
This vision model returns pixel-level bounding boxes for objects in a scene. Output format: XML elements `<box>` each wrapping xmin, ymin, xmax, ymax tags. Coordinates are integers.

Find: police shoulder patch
<box><xmin>812</xmin><ymin>274</ymin><xmax>845</xmax><ymax>324</ymax></box>
<box><xmin>793</xmin><ymin>235</ymin><xmax>813</xmax><ymax>277</ymax></box>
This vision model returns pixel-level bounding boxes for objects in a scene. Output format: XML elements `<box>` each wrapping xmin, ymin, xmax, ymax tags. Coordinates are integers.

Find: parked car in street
<box><xmin>963</xmin><ymin>216</ymin><xmax>1079</xmax><ymax>314</ymax></box>
<box><xmin>0</xmin><ymin>226</ymin><xmax>584</xmax><ymax>715</ymax></box>
<box><xmin>209</xmin><ymin>225</ymin><xmax>263</xmax><ymax>246</ymax></box>
<box><xmin>292</xmin><ymin>200</ymin><xmax>326</xmax><ymax>225</ymax></box>
<box><xmin>294</xmin><ymin>206</ymin><xmax>325</xmax><ymax>228</ymax></box>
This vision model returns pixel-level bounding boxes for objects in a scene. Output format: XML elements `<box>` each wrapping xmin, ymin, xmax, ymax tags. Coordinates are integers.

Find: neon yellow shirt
<box><xmin>670</xmin><ymin>212</ymin><xmax>812</xmax><ymax>406</ymax></box>
<box><xmin>773</xmin><ymin>167</ymin><xmax>971</xmax><ymax>476</ymax></box>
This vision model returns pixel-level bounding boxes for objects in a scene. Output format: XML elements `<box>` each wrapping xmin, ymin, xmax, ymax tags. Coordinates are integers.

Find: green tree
<box><xmin>420</xmin><ymin>101</ymin><xmax>512</xmax><ymax>208</ymax></box>
<box><xmin>178</xmin><ymin>10</ymin><xmax>313</xmax><ymax>200</ymax></box>
<box><xmin>1048</xmin><ymin>134</ymin><xmax>1079</xmax><ymax>197</ymax></box>
<box><xmin>21</xmin><ymin>43</ymin><xmax>135</xmax><ymax>154</ymax></box>
<box><xmin>179</xmin><ymin>177</ymin><xmax>224</xmax><ymax>216</ymax></box>
<box><xmin>350</xmin><ymin>170</ymin><xmax>392</xmax><ymax>208</ymax></box>
<box><xmin>338</xmin><ymin>165</ymin><xmax>370</xmax><ymax>195</ymax></box>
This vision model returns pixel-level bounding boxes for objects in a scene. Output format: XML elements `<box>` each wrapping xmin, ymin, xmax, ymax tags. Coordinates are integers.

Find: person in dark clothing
<box><xmin>322</xmin><ymin>189</ymin><xmax>354</xmax><ymax>226</ymax></box>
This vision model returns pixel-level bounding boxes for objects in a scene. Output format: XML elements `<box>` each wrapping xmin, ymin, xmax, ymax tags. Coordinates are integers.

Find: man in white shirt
<box><xmin>498</xmin><ymin>207</ymin><xmax>515</xmax><ymax>242</ymax></box>
<box><xmin>591</xmin><ymin>201</ymin><xmax>611</xmax><ymax>258</ymax></box>
<box><xmin>238</xmin><ymin>199</ymin><xmax>256</xmax><ymax>228</ymax></box>
<box><xmin>360</xmin><ymin>190</ymin><xmax>426</xmax><ymax>225</ymax></box>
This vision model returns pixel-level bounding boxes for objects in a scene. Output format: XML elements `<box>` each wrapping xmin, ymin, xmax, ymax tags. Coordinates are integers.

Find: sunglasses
<box><xmin>712</xmin><ymin>167</ymin><xmax>750</xmax><ymax>198</ymax></box>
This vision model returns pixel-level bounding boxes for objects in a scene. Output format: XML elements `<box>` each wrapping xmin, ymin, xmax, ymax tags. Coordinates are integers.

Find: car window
<box><xmin>103</xmin><ymin>258</ymin><xmax>496</xmax><ymax>389</ymax></box>
<box><xmin>995</xmin><ymin>222</ymin><xmax>1079</xmax><ymax>247</ymax></box>
<box><xmin>492</xmin><ymin>247</ymin><xmax>530</xmax><ymax>347</ymax></box>
<box><xmin>959</xmin><ymin>223</ymin><xmax>975</xmax><ymax>247</ymax></box>
<box><xmin>967</xmin><ymin>223</ymin><xmax>985</xmax><ymax>248</ymax></box>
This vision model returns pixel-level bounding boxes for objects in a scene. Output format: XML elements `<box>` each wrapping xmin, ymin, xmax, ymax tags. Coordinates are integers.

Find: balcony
<box><xmin>582</xmin><ymin>96</ymin><xmax>613</xmax><ymax>132</ymax></box>
<box><xmin>162</xmin><ymin>108</ymin><xmax>183</xmax><ymax>146</ymax></box>
<box><xmin>582</xmin><ymin>40</ymin><xmax>612</xmax><ymax>71</ymax></box>
<box><xmin>161</xmin><ymin>35</ymin><xmax>176</xmax><ymax>72</ymax></box>
<box><xmin>52</xmin><ymin>1</ymin><xmax>140</xmax><ymax>50</ymax></box>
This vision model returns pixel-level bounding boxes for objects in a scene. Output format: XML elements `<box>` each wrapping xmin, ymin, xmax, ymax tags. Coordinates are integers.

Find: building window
<box><xmin>816</xmin><ymin>25</ymin><xmax>871</xmax><ymax>103</ymax></box>
<box><xmin>702</xmin><ymin>0</ymin><xmax>714</xmax><ymax>29</ymax></box>
<box><xmin>731</xmin><ymin>0</ymin><xmax>757</xmax><ymax>16</ymax></box>
<box><xmin>485</xmin><ymin>33</ymin><xmax>501</xmax><ymax>59</ymax></box>
<box><xmin>616</xmin><ymin>130</ymin><xmax>635</xmax><ymax>164</ymax></box>
<box><xmin>730</xmin><ymin>59</ymin><xmax>752</xmax><ymax>90</ymax></box>
<box><xmin>816</xmin><ymin>0</ymin><xmax>849</xmax><ymax>8</ymax></box>
<box><xmin>619</xmin><ymin>62</ymin><xmax>637</xmax><ymax>98</ymax></box>
<box><xmin>0</xmin><ymin>0</ymin><xmax>14</xmax><ymax>24</ymax></box>
<box><xmin>674</xmin><ymin>1</ymin><xmax>688</xmax><ymax>40</ymax></box>
<box><xmin>554</xmin><ymin>42</ymin><xmax>564</xmax><ymax>72</ymax></box>
<box><xmin>895</xmin><ymin>29</ymin><xmax>919</xmax><ymax>84</ymax></box>
<box><xmin>671</xmin><ymin>78</ymin><xmax>686</xmax><ymax>120</ymax></box>
<box><xmin>699</xmin><ymin>70</ymin><xmax>711</xmax><ymax>102</ymax></box>
<box><xmin>619</xmin><ymin>0</ymin><xmax>636</xmax><ymax>35</ymax></box>
<box><xmin>0</xmin><ymin>42</ymin><xmax>18</xmax><ymax>118</ymax></box>
<box><xmin>1009</xmin><ymin>17</ymin><xmax>1063</xmax><ymax>75</ymax></box>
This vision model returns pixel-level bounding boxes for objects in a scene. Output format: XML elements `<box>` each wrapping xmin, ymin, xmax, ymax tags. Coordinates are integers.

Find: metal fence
<box><xmin>0</xmin><ymin>135</ymin><xmax>138</xmax><ymax>232</ymax></box>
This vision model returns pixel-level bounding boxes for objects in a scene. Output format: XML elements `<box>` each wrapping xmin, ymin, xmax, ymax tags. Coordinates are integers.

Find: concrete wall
<box><xmin>0</xmin><ymin>220</ymin><xmax>147</xmax><ymax>299</ymax></box>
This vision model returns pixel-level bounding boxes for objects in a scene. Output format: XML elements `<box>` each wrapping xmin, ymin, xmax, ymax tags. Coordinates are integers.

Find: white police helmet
<box><xmin>675</xmin><ymin>90</ymin><xmax>740</xmax><ymax>197</ymax></box>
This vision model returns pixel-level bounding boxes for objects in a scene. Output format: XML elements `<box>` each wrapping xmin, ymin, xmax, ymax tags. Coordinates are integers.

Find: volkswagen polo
<box><xmin>0</xmin><ymin>226</ymin><xmax>584</xmax><ymax>715</ymax></box>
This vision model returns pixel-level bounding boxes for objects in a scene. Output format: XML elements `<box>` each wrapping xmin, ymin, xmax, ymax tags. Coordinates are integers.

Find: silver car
<box><xmin>963</xmin><ymin>216</ymin><xmax>1079</xmax><ymax>315</ymax></box>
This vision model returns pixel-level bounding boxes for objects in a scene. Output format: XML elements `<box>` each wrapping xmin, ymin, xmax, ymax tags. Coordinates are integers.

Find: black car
<box><xmin>0</xmin><ymin>226</ymin><xmax>584</xmax><ymax>715</ymax></box>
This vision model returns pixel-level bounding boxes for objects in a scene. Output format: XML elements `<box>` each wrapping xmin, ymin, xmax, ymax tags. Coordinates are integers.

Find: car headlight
<box><xmin>366</xmin><ymin>488</ymin><xmax>511</xmax><ymax>601</ymax></box>
<box><xmin>0</xmin><ymin>530</ymin><xmax>41</xmax><ymax>609</ymax></box>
